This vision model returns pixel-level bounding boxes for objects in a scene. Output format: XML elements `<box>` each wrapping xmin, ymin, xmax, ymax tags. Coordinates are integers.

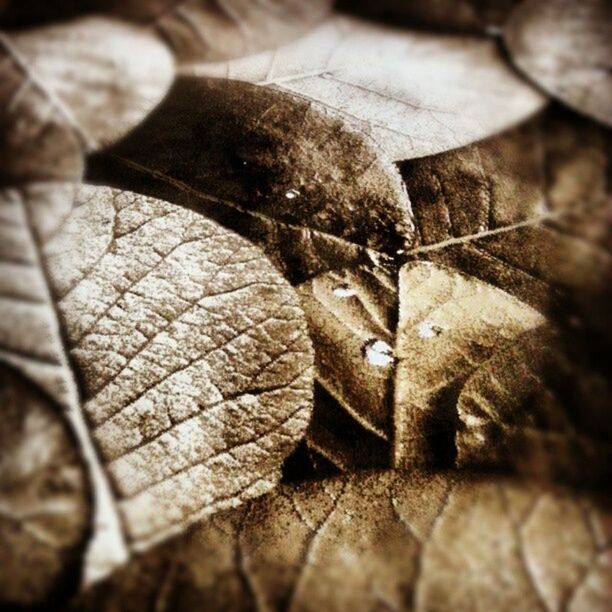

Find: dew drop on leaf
<box><xmin>333</xmin><ymin>284</ymin><xmax>357</xmax><ymax>298</ymax></box>
<box><xmin>417</xmin><ymin>321</ymin><xmax>443</xmax><ymax>339</ymax></box>
<box><xmin>363</xmin><ymin>339</ymin><xmax>395</xmax><ymax>367</ymax></box>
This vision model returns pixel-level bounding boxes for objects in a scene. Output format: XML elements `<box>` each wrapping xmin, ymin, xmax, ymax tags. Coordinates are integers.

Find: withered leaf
<box><xmin>338</xmin><ymin>0</ymin><xmax>519</xmax><ymax>34</ymax></box>
<box><xmin>400</xmin><ymin>107</ymin><xmax>611</xmax><ymax>332</ymax></box>
<box><xmin>75</xmin><ymin>470</ymin><xmax>612</xmax><ymax>612</ymax></box>
<box><xmin>297</xmin><ymin>111</ymin><xmax>611</xmax><ymax>476</ymax></box>
<box><xmin>457</xmin><ymin>325</ymin><xmax>612</xmax><ymax>487</ymax></box>
<box><xmin>0</xmin><ymin>183</ymin><xmax>313</xmax><ymax>588</ymax></box>
<box><xmin>400</xmin><ymin>108</ymin><xmax>610</xmax><ymax>249</ymax></box>
<box><xmin>0</xmin><ymin>362</ymin><xmax>90</xmax><ymax>607</ymax></box>
<box><xmin>155</xmin><ymin>0</ymin><xmax>332</xmax><ymax>62</ymax></box>
<box><xmin>0</xmin><ymin>16</ymin><xmax>174</xmax><ymax>183</ymax></box>
<box><xmin>504</xmin><ymin>0</ymin><xmax>612</xmax><ymax>127</ymax></box>
<box><xmin>0</xmin><ymin>1</ymin><xmax>183</xmax><ymax>26</ymax></box>
<box><xmin>87</xmin><ymin>77</ymin><xmax>414</xmax><ymax>283</ymax></box>
<box><xmin>180</xmin><ymin>14</ymin><xmax>546</xmax><ymax>160</ymax></box>
<box><xmin>298</xmin><ymin>261</ymin><xmax>544</xmax><ymax>471</ymax></box>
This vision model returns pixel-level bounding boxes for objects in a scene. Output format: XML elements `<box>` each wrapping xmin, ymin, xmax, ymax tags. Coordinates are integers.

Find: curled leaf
<box><xmin>504</xmin><ymin>0</ymin><xmax>612</xmax><ymax>127</ymax></box>
<box><xmin>181</xmin><ymin>14</ymin><xmax>547</xmax><ymax>160</ymax></box>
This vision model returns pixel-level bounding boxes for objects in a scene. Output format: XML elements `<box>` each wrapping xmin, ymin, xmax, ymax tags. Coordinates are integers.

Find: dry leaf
<box><xmin>0</xmin><ymin>182</ymin><xmax>313</xmax><ymax>592</ymax></box>
<box><xmin>0</xmin><ymin>16</ymin><xmax>174</xmax><ymax>183</ymax></box>
<box><xmin>87</xmin><ymin>77</ymin><xmax>414</xmax><ymax>283</ymax></box>
<box><xmin>295</xmin><ymin>111</ymin><xmax>610</xmax><ymax>475</ymax></box>
<box><xmin>457</xmin><ymin>325</ymin><xmax>612</xmax><ymax>487</ymax></box>
<box><xmin>0</xmin><ymin>1</ymin><xmax>183</xmax><ymax>26</ymax></box>
<box><xmin>74</xmin><ymin>470</ymin><xmax>612</xmax><ymax>612</ymax></box>
<box><xmin>180</xmin><ymin>14</ymin><xmax>546</xmax><ymax>160</ymax></box>
<box><xmin>400</xmin><ymin>108</ymin><xmax>611</xmax><ymax>326</ymax></box>
<box><xmin>338</xmin><ymin>0</ymin><xmax>519</xmax><ymax>34</ymax></box>
<box><xmin>504</xmin><ymin>0</ymin><xmax>612</xmax><ymax>127</ymax></box>
<box><xmin>155</xmin><ymin>0</ymin><xmax>332</xmax><ymax>62</ymax></box>
<box><xmin>298</xmin><ymin>262</ymin><xmax>545</xmax><ymax>470</ymax></box>
<box><xmin>0</xmin><ymin>362</ymin><xmax>90</xmax><ymax>607</ymax></box>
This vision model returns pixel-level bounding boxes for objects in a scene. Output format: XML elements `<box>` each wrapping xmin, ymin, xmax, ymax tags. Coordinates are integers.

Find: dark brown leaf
<box><xmin>296</xmin><ymin>110</ymin><xmax>611</xmax><ymax>478</ymax></box>
<box><xmin>457</xmin><ymin>325</ymin><xmax>612</xmax><ymax>487</ymax></box>
<box><xmin>0</xmin><ymin>1</ymin><xmax>183</xmax><ymax>27</ymax></box>
<box><xmin>338</xmin><ymin>0</ymin><xmax>519</xmax><ymax>34</ymax></box>
<box><xmin>87</xmin><ymin>77</ymin><xmax>414</xmax><ymax>283</ymax></box>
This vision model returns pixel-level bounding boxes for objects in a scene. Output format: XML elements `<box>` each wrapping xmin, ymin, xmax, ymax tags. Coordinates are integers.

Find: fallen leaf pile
<box><xmin>0</xmin><ymin>0</ymin><xmax>610</xmax><ymax>610</ymax></box>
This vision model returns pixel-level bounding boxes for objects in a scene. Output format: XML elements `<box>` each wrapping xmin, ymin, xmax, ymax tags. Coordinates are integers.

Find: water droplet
<box><xmin>285</xmin><ymin>189</ymin><xmax>300</xmax><ymax>199</ymax></box>
<box><xmin>333</xmin><ymin>284</ymin><xmax>357</xmax><ymax>298</ymax></box>
<box><xmin>363</xmin><ymin>339</ymin><xmax>394</xmax><ymax>367</ymax></box>
<box><xmin>418</xmin><ymin>321</ymin><xmax>443</xmax><ymax>339</ymax></box>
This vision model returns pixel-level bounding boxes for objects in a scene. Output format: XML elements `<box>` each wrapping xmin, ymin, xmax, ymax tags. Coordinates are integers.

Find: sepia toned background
<box><xmin>1</xmin><ymin>1</ymin><xmax>610</xmax><ymax>610</ymax></box>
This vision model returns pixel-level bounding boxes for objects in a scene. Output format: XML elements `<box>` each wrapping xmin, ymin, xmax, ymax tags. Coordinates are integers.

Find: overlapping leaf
<box><xmin>180</xmin><ymin>14</ymin><xmax>546</xmax><ymax>160</ymax></box>
<box><xmin>504</xmin><ymin>0</ymin><xmax>612</xmax><ymax>127</ymax></box>
<box><xmin>0</xmin><ymin>183</ymin><xmax>314</xmax><ymax>603</ymax></box>
<box><xmin>155</xmin><ymin>0</ymin><xmax>332</xmax><ymax>62</ymax></box>
<box><xmin>0</xmin><ymin>16</ymin><xmax>175</xmax><ymax>183</ymax></box>
<box><xmin>299</xmin><ymin>261</ymin><xmax>544</xmax><ymax>470</ymax></box>
<box><xmin>296</xmin><ymin>109</ymin><xmax>611</xmax><ymax>479</ymax></box>
<box><xmin>74</xmin><ymin>471</ymin><xmax>612</xmax><ymax>612</ymax></box>
<box><xmin>87</xmin><ymin>77</ymin><xmax>414</xmax><ymax>283</ymax></box>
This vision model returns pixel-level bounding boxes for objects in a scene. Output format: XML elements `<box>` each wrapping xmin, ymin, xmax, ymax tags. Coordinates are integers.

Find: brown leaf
<box><xmin>295</xmin><ymin>111</ymin><xmax>610</xmax><ymax>476</ymax></box>
<box><xmin>338</xmin><ymin>0</ymin><xmax>519</xmax><ymax>34</ymax></box>
<box><xmin>156</xmin><ymin>0</ymin><xmax>332</xmax><ymax>62</ymax></box>
<box><xmin>179</xmin><ymin>14</ymin><xmax>546</xmax><ymax>160</ymax></box>
<box><xmin>74</xmin><ymin>470</ymin><xmax>612</xmax><ymax>612</ymax></box>
<box><xmin>400</xmin><ymin>108</ymin><xmax>611</xmax><ymax>333</ymax></box>
<box><xmin>504</xmin><ymin>0</ymin><xmax>612</xmax><ymax>127</ymax></box>
<box><xmin>0</xmin><ymin>362</ymin><xmax>90</xmax><ymax>607</ymax></box>
<box><xmin>0</xmin><ymin>1</ymin><xmax>183</xmax><ymax>26</ymax></box>
<box><xmin>400</xmin><ymin>109</ymin><xmax>610</xmax><ymax>249</ymax></box>
<box><xmin>298</xmin><ymin>262</ymin><xmax>544</xmax><ymax>470</ymax></box>
<box><xmin>457</xmin><ymin>325</ymin><xmax>612</xmax><ymax>487</ymax></box>
<box><xmin>0</xmin><ymin>183</ymin><xmax>313</xmax><ymax>593</ymax></box>
<box><xmin>0</xmin><ymin>16</ymin><xmax>174</xmax><ymax>183</ymax></box>
<box><xmin>87</xmin><ymin>77</ymin><xmax>414</xmax><ymax>283</ymax></box>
